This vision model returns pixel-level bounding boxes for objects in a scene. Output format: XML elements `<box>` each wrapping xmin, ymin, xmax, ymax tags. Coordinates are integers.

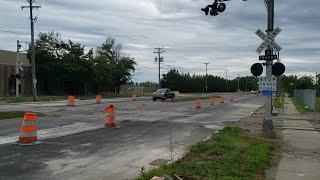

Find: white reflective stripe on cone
<box><xmin>20</xmin><ymin>131</ymin><xmax>37</xmax><ymax>137</ymax></box>
<box><xmin>22</xmin><ymin>121</ymin><xmax>36</xmax><ymax>126</ymax></box>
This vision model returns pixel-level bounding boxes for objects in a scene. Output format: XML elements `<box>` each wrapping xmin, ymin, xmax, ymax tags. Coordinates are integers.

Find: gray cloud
<box><xmin>0</xmin><ymin>0</ymin><xmax>319</xmax><ymax>82</ymax></box>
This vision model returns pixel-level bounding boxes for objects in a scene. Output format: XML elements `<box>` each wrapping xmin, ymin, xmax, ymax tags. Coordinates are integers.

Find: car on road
<box><xmin>152</xmin><ymin>88</ymin><xmax>175</xmax><ymax>101</ymax></box>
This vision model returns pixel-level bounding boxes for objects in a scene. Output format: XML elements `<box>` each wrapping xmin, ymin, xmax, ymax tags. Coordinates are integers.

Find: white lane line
<box><xmin>0</xmin><ymin>122</ymin><xmax>102</xmax><ymax>145</ymax></box>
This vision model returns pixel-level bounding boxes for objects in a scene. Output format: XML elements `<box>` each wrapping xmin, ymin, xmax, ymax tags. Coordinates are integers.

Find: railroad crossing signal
<box><xmin>256</xmin><ymin>27</ymin><xmax>282</xmax><ymax>54</ymax></box>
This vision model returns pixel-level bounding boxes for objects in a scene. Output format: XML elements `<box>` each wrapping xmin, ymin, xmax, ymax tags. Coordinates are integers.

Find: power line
<box><xmin>0</xmin><ymin>29</ymin><xmax>30</xmax><ymax>35</ymax></box>
<box><xmin>43</xmin><ymin>0</ymin><xmax>128</xmax><ymax>38</ymax></box>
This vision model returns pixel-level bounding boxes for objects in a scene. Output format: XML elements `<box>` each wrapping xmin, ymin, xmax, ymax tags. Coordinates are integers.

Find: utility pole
<box><xmin>263</xmin><ymin>0</ymin><xmax>275</xmax><ymax>138</ymax></box>
<box><xmin>154</xmin><ymin>47</ymin><xmax>165</xmax><ymax>88</ymax></box>
<box><xmin>22</xmin><ymin>0</ymin><xmax>41</xmax><ymax>102</ymax></box>
<box><xmin>203</xmin><ymin>62</ymin><xmax>210</xmax><ymax>93</ymax></box>
<box><xmin>225</xmin><ymin>69</ymin><xmax>229</xmax><ymax>92</ymax></box>
<box><xmin>237</xmin><ymin>73</ymin><xmax>240</xmax><ymax>91</ymax></box>
<box><xmin>16</xmin><ymin>40</ymin><xmax>21</xmax><ymax>100</ymax></box>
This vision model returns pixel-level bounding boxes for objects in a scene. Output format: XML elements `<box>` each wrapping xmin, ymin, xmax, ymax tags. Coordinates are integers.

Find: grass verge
<box><xmin>136</xmin><ymin>126</ymin><xmax>280</xmax><ymax>180</ymax></box>
<box><xmin>273</xmin><ymin>93</ymin><xmax>285</xmax><ymax>109</ymax></box>
<box><xmin>290</xmin><ymin>97</ymin><xmax>313</xmax><ymax>113</ymax></box>
<box><xmin>0</xmin><ymin>111</ymin><xmax>46</xmax><ymax>120</ymax></box>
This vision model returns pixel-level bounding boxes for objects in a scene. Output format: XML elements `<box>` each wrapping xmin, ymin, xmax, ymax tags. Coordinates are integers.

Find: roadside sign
<box><xmin>261</xmin><ymin>90</ymin><xmax>273</xmax><ymax>96</ymax></box>
<box><xmin>259</xmin><ymin>55</ymin><xmax>278</xmax><ymax>60</ymax></box>
<box><xmin>255</xmin><ymin>27</ymin><xmax>282</xmax><ymax>54</ymax></box>
<box><xmin>258</xmin><ymin>77</ymin><xmax>277</xmax><ymax>92</ymax></box>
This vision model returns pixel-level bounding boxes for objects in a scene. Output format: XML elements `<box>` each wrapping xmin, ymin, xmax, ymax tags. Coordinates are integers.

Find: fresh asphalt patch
<box><xmin>0</xmin><ymin>120</ymin><xmax>213</xmax><ymax>179</ymax></box>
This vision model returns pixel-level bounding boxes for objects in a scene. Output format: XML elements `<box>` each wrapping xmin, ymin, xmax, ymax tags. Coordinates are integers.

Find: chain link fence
<box><xmin>294</xmin><ymin>89</ymin><xmax>318</xmax><ymax>111</ymax></box>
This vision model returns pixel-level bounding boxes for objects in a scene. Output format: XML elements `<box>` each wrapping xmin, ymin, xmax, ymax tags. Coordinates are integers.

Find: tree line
<box><xmin>161</xmin><ymin>69</ymin><xmax>258</xmax><ymax>93</ymax></box>
<box><xmin>281</xmin><ymin>75</ymin><xmax>319</xmax><ymax>96</ymax></box>
<box><xmin>29</xmin><ymin>31</ymin><xmax>136</xmax><ymax>95</ymax></box>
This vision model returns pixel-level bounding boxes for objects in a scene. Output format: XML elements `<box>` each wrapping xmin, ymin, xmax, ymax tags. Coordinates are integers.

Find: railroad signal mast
<box><xmin>201</xmin><ymin>0</ymin><xmax>285</xmax><ymax>138</ymax></box>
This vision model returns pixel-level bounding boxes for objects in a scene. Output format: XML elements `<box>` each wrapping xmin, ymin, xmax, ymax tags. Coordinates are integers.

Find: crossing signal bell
<box><xmin>251</xmin><ymin>63</ymin><xmax>263</xmax><ymax>76</ymax></box>
<box><xmin>272</xmin><ymin>62</ymin><xmax>285</xmax><ymax>76</ymax></box>
<box><xmin>251</xmin><ymin>62</ymin><xmax>286</xmax><ymax>77</ymax></box>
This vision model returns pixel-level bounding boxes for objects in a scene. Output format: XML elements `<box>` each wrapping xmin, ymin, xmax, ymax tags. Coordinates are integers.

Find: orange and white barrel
<box><xmin>210</xmin><ymin>96</ymin><xmax>215</xmax><ymax>105</ymax></box>
<box><xmin>220</xmin><ymin>96</ymin><xmax>225</xmax><ymax>103</ymax></box>
<box><xmin>68</xmin><ymin>96</ymin><xmax>75</xmax><ymax>106</ymax></box>
<box><xmin>96</xmin><ymin>95</ymin><xmax>102</xmax><ymax>104</ymax></box>
<box><xmin>105</xmin><ymin>105</ymin><xmax>116</xmax><ymax>128</ymax></box>
<box><xmin>195</xmin><ymin>98</ymin><xmax>202</xmax><ymax>109</ymax></box>
<box><xmin>19</xmin><ymin>112</ymin><xmax>38</xmax><ymax>144</ymax></box>
<box><xmin>230</xmin><ymin>95</ymin><xmax>234</xmax><ymax>102</ymax></box>
<box><xmin>132</xmin><ymin>92</ymin><xmax>137</xmax><ymax>101</ymax></box>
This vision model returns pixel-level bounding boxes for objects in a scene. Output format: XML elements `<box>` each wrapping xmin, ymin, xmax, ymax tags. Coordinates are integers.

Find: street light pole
<box><xmin>16</xmin><ymin>40</ymin><xmax>21</xmax><ymax>100</ymax></box>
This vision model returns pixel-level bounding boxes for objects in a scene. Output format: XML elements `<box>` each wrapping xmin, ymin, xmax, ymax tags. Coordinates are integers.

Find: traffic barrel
<box><xmin>210</xmin><ymin>96</ymin><xmax>215</xmax><ymax>105</ymax></box>
<box><xmin>132</xmin><ymin>92</ymin><xmax>137</xmax><ymax>101</ymax></box>
<box><xmin>96</xmin><ymin>95</ymin><xmax>102</xmax><ymax>104</ymax></box>
<box><xmin>18</xmin><ymin>112</ymin><xmax>38</xmax><ymax>144</ymax></box>
<box><xmin>105</xmin><ymin>105</ymin><xmax>116</xmax><ymax>128</ymax></box>
<box><xmin>220</xmin><ymin>96</ymin><xmax>225</xmax><ymax>103</ymax></box>
<box><xmin>230</xmin><ymin>95</ymin><xmax>234</xmax><ymax>102</ymax></box>
<box><xmin>68</xmin><ymin>96</ymin><xmax>75</xmax><ymax>106</ymax></box>
<box><xmin>195</xmin><ymin>98</ymin><xmax>202</xmax><ymax>109</ymax></box>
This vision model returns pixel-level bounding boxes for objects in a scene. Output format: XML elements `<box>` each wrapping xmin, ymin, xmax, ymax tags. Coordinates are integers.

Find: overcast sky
<box><xmin>0</xmin><ymin>0</ymin><xmax>319</xmax><ymax>82</ymax></box>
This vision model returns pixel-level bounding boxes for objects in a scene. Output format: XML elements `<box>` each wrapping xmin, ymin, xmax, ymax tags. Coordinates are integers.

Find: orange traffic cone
<box><xmin>210</xmin><ymin>96</ymin><xmax>215</xmax><ymax>105</ymax></box>
<box><xmin>105</xmin><ymin>105</ymin><xmax>116</xmax><ymax>128</ymax></box>
<box><xmin>68</xmin><ymin>96</ymin><xmax>75</xmax><ymax>106</ymax></box>
<box><xmin>195</xmin><ymin>98</ymin><xmax>202</xmax><ymax>109</ymax></box>
<box><xmin>220</xmin><ymin>96</ymin><xmax>225</xmax><ymax>103</ymax></box>
<box><xmin>96</xmin><ymin>95</ymin><xmax>102</xmax><ymax>104</ymax></box>
<box><xmin>132</xmin><ymin>92</ymin><xmax>137</xmax><ymax>101</ymax></box>
<box><xmin>19</xmin><ymin>112</ymin><xmax>38</xmax><ymax>144</ymax></box>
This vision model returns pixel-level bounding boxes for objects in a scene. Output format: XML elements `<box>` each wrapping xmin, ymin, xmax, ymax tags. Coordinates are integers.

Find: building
<box><xmin>0</xmin><ymin>50</ymin><xmax>32</xmax><ymax>96</ymax></box>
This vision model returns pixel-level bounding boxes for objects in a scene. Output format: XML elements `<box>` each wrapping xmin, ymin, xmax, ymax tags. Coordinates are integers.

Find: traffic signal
<box><xmin>217</xmin><ymin>3</ymin><xmax>226</xmax><ymax>12</ymax></box>
<box><xmin>201</xmin><ymin>1</ymin><xmax>227</xmax><ymax>16</ymax></box>
<box><xmin>272</xmin><ymin>62</ymin><xmax>285</xmax><ymax>76</ymax></box>
<box><xmin>251</xmin><ymin>63</ymin><xmax>263</xmax><ymax>76</ymax></box>
<box><xmin>210</xmin><ymin>8</ymin><xmax>218</xmax><ymax>16</ymax></box>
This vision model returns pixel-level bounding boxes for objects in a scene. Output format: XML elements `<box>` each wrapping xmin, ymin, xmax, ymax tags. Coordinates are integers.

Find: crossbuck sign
<box><xmin>256</xmin><ymin>27</ymin><xmax>282</xmax><ymax>54</ymax></box>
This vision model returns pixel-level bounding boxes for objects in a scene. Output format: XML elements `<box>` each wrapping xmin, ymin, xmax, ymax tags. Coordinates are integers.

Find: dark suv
<box><xmin>152</xmin><ymin>88</ymin><xmax>175</xmax><ymax>101</ymax></box>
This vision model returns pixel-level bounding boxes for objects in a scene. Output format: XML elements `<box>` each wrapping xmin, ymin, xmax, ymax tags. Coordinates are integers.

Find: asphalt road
<box><xmin>0</xmin><ymin>93</ymin><xmax>265</xmax><ymax>180</ymax></box>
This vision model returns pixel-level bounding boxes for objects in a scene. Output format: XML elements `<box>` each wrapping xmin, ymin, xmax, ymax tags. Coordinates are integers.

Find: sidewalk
<box><xmin>276</xmin><ymin>96</ymin><xmax>320</xmax><ymax>179</ymax></box>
